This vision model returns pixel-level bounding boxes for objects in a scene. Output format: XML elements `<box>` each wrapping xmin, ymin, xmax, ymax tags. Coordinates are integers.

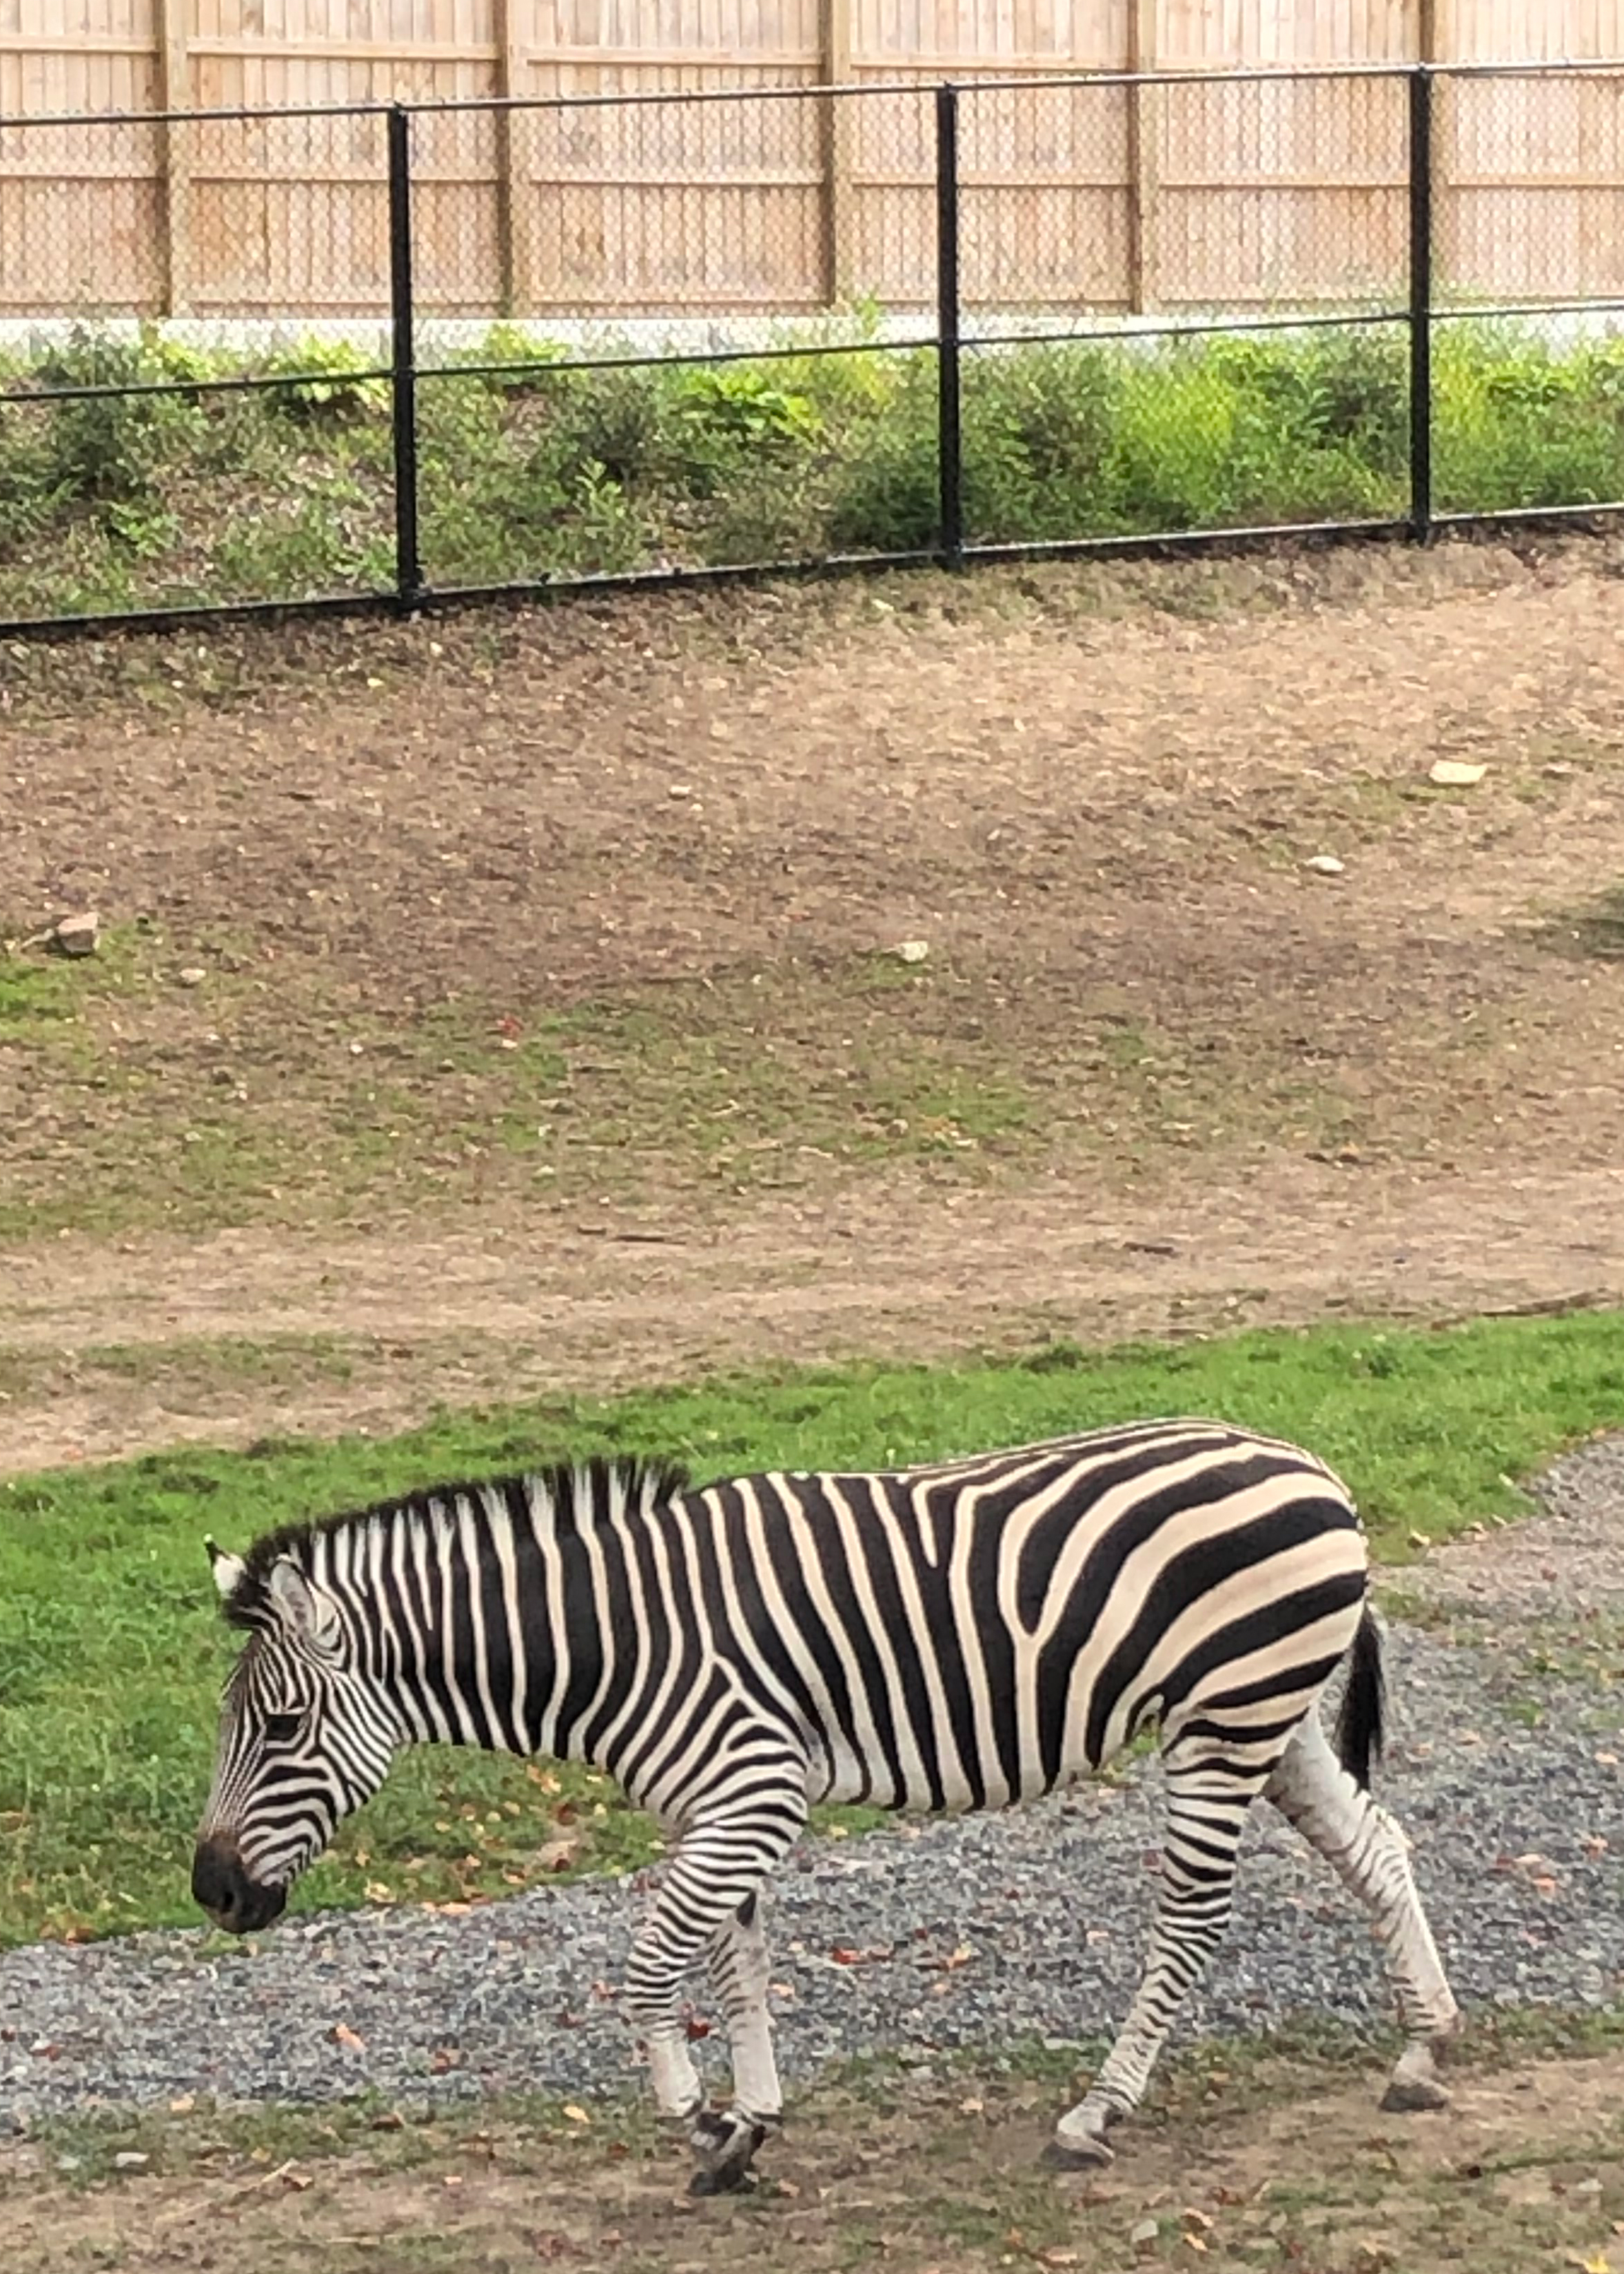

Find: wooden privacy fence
<box><xmin>3</xmin><ymin>10</ymin><xmax>1624</xmax><ymax>319</ymax></box>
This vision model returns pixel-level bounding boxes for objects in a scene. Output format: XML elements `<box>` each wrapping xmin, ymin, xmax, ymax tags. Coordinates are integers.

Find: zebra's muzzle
<box><xmin>191</xmin><ymin>1837</ymin><xmax>287</xmax><ymax>1934</ymax></box>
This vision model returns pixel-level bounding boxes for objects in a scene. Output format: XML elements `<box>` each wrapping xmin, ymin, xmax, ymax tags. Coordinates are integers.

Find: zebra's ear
<box><xmin>205</xmin><ymin>1536</ymin><xmax>247</xmax><ymax>1602</ymax></box>
<box><xmin>267</xmin><ymin>1556</ymin><xmax>341</xmax><ymax>1649</ymax></box>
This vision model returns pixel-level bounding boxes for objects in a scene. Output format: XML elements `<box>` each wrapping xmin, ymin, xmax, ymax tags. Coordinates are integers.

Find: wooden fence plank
<box><xmin>818</xmin><ymin>0</ymin><xmax>853</xmax><ymax>301</ymax></box>
<box><xmin>3</xmin><ymin>3</ymin><xmax>1624</xmax><ymax>320</ymax></box>
<box><xmin>1126</xmin><ymin>0</ymin><xmax>1157</xmax><ymax>312</ymax></box>
<box><xmin>155</xmin><ymin>0</ymin><xmax>189</xmax><ymax>313</ymax></box>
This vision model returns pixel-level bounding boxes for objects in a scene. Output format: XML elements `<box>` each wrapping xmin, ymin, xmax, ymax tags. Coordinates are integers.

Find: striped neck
<box><xmin>232</xmin><ymin>1456</ymin><xmax>691</xmax><ymax>1762</ymax></box>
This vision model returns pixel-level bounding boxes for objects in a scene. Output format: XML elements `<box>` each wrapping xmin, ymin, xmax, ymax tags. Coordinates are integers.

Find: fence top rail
<box><xmin>3</xmin><ymin>54</ymin><xmax>1624</xmax><ymax>134</ymax></box>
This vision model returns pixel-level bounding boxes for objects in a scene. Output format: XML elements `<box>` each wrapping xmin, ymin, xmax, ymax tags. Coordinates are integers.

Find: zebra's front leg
<box><xmin>624</xmin><ymin>1797</ymin><xmax>804</xmax><ymax>2196</ymax></box>
<box><xmin>1050</xmin><ymin>1755</ymin><xmax>1264</xmax><ymax>2169</ymax></box>
<box><xmin>693</xmin><ymin>1890</ymin><xmax>782</xmax><ymax>2194</ymax></box>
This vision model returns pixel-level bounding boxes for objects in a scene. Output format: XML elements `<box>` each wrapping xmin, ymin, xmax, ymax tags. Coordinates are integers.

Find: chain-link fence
<box><xmin>1</xmin><ymin>60</ymin><xmax>1623</xmax><ymax>632</ymax></box>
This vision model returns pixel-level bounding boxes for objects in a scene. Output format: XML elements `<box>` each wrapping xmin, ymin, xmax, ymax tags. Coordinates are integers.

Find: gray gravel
<box><xmin>4</xmin><ymin>1441</ymin><xmax>1624</xmax><ymax>2129</ymax></box>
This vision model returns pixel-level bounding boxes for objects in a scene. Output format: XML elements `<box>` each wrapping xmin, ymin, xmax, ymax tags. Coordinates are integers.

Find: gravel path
<box><xmin>5</xmin><ymin>1445</ymin><xmax>1624</xmax><ymax>2131</ymax></box>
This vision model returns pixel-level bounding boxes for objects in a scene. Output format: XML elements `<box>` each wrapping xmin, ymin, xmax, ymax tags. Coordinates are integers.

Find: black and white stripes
<box><xmin>193</xmin><ymin>1418</ymin><xmax>1460</xmax><ymax>2191</ymax></box>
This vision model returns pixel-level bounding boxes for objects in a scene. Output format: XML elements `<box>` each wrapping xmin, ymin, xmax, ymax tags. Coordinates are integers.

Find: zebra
<box><xmin>192</xmin><ymin>1418</ymin><xmax>1461</xmax><ymax>2194</ymax></box>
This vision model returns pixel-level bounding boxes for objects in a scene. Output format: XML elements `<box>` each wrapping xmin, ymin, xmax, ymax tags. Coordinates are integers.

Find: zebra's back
<box><xmin>673</xmin><ymin>1418</ymin><xmax>1366</xmax><ymax>1815</ymax></box>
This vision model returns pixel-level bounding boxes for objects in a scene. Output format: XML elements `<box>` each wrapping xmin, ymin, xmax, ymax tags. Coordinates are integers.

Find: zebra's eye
<box><xmin>263</xmin><ymin>1711</ymin><xmax>303</xmax><ymax>1744</ymax></box>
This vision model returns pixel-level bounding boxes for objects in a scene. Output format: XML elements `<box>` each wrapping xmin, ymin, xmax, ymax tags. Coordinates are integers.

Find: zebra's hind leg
<box><xmin>623</xmin><ymin>1789</ymin><xmax>805</xmax><ymax>2197</ymax></box>
<box><xmin>1263</xmin><ymin>1712</ymin><xmax>1461</xmax><ymax>2114</ymax></box>
<box><xmin>1050</xmin><ymin>1747</ymin><xmax>1272</xmax><ymax>2169</ymax></box>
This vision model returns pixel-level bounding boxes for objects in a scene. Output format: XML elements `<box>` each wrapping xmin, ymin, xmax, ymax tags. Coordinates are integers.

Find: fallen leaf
<box><xmin>331</xmin><ymin>2023</ymin><xmax>367</xmax><ymax>2052</ymax></box>
<box><xmin>562</xmin><ymin>2104</ymin><xmax>591</xmax><ymax>2125</ymax></box>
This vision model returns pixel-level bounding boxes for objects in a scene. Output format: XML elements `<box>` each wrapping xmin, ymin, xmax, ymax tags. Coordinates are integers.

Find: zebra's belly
<box><xmin>810</xmin><ymin>1738</ymin><xmax>1097</xmax><ymax>1816</ymax></box>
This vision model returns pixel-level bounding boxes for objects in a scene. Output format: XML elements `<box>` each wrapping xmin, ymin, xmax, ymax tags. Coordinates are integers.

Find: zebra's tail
<box><xmin>1334</xmin><ymin>1600</ymin><xmax>1386</xmax><ymax>1792</ymax></box>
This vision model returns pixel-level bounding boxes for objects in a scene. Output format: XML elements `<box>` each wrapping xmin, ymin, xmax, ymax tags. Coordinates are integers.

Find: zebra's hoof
<box><xmin>1379</xmin><ymin>2076</ymin><xmax>1450</xmax><ymax>2115</ymax></box>
<box><xmin>688</xmin><ymin>2111</ymin><xmax>767</xmax><ymax>2196</ymax></box>
<box><xmin>1043</xmin><ymin>2133</ymin><xmax>1115</xmax><ymax>2171</ymax></box>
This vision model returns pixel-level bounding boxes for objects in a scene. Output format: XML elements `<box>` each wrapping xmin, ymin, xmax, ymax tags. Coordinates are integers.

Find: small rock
<box><xmin>1130</xmin><ymin>2217</ymin><xmax>1161</xmax><ymax>2246</ymax></box>
<box><xmin>1429</xmin><ymin>759</ymin><xmax>1488</xmax><ymax>786</ymax></box>
<box><xmin>895</xmin><ymin>940</ymin><xmax>930</xmax><ymax>964</ymax></box>
<box><xmin>52</xmin><ymin>910</ymin><xmax>99</xmax><ymax>956</ymax></box>
<box><xmin>1303</xmin><ymin>855</ymin><xmax>1345</xmax><ymax>876</ymax></box>
<box><xmin>113</xmin><ymin>2151</ymin><xmax>150</xmax><ymax>2171</ymax></box>
<box><xmin>177</xmin><ymin>967</ymin><xmax>205</xmax><ymax>987</ymax></box>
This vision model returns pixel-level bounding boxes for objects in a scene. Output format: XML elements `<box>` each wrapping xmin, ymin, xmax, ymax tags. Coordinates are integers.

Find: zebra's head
<box><xmin>192</xmin><ymin>1533</ymin><xmax>400</xmax><ymax>1933</ymax></box>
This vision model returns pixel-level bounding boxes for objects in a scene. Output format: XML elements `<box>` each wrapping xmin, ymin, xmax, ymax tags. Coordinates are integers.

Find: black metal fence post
<box><xmin>1408</xmin><ymin>64</ymin><xmax>1434</xmax><ymax>545</ymax></box>
<box><xmin>387</xmin><ymin>103</ymin><xmax>424</xmax><ymax>610</ymax></box>
<box><xmin>935</xmin><ymin>81</ymin><xmax>964</xmax><ymax>568</ymax></box>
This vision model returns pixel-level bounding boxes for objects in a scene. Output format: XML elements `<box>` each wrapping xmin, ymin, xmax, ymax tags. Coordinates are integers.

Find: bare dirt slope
<box><xmin>4</xmin><ymin>534</ymin><xmax>1624</xmax><ymax>1472</ymax></box>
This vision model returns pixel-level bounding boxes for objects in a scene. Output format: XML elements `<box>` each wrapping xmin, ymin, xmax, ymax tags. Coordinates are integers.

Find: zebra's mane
<box><xmin>219</xmin><ymin>1451</ymin><xmax>692</xmax><ymax>1631</ymax></box>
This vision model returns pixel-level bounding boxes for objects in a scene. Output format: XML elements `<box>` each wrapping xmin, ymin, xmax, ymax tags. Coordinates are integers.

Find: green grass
<box><xmin>0</xmin><ymin>943</ymin><xmax>1051</xmax><ymax>1240</ymax></box>
<box><xmin>1</xmin><ymin>1307</ymin><xmax>1621</xmax><ymax>1950</ymax></box>
<box><xmin>1534</xmin><ymin>878</ymin><xmax>1624</xmax><ymax>962</ymax></box>
<box><xmin>3</xmin><ymin>316</ymin><xmax>1623</xmax><ymax>615</ymax></box>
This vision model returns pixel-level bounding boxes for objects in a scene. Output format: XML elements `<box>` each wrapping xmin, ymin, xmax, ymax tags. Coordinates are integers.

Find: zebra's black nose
<box><xmin>192</xmin><ymin>1839</ymin><xmax>286</xmax><ymax>1933</ymax></box>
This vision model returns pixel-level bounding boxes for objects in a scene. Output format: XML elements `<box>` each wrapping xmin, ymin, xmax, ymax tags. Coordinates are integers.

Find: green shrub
<box><xmin>1433</xmin><ymin>321</ymin><xmax>1624</xmax><ymax>512</ymax></box>
<box><xmin>1</xmin><ymin>313</ymin><xmax>1622</xmax><ymax>616</ymax></box>
<box><xmin>468</xmin><ymin>323</ymin><xmax>572</xmax><ymax>392</ymax></box>
<box><xmin>961</xmin><ymin>341</ymin><xmax>1119</xmax><ymax>541</ymax></box>
<box><xmin>0</xmin><ymin>400</ymin><xmax>68</xmax><ymax>548</ymax></box>
<box><xmin>214</xmin><ymin>485</ymin><xmax>393</xmax><ymax>601</ymax></box>
<box><xmin>28</xmin><ymin>325</ymin><xmax>206</xmax><ymax>512</ymax></box>
<box><xmin>824</xmin><ymin>352</ymin><xmax>940</xmax><ymax>553</ymax></box>
<box><xmin>261</xmin><ymin>336</ymin><xmax>390</xmax><ymax>425</ymax></box>
<box><xmin>545</xmin><ymin>363</ymin><xmax>671</xmax><ymax>490</ymax></box>
<box><xmin>667</xmin><ymin>364</ymin><xmax>822</xmax><ymax>499</ymax></box>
